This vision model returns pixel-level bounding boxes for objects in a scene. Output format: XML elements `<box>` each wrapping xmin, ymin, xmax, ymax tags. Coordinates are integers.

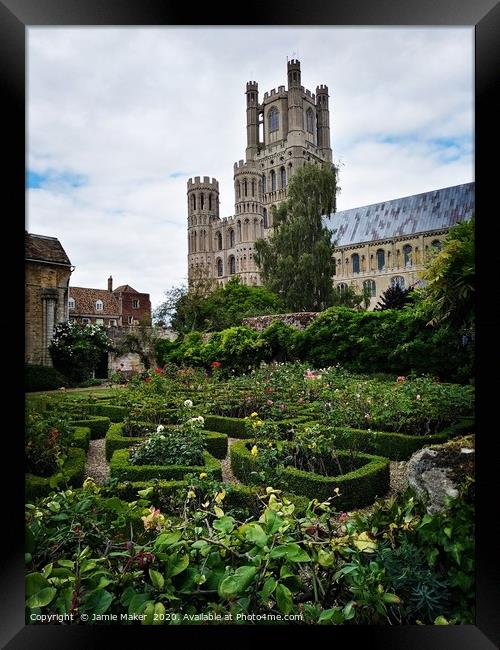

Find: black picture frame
<box><xmin>4</xmin><ymin>0</ymin><xmax>499</xmax><ymax>647</ymax></box>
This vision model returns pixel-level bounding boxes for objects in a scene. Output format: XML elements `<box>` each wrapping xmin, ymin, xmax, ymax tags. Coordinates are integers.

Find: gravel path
<box><xmin>220</xmin><ymin>437</ymin><xmax>241</xmax><ymax>485</ymax></box>
<box><xmin>84</xmin><ymin>439</ymin><xmax>110</xmax><ymax>484</ymax></box>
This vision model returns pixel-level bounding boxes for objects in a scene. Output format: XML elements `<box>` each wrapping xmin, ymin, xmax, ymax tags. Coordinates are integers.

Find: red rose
<box><xmin>211</xmin><ymin>361</ymin><xmax>221</xmax><ymax>368</ymax></box>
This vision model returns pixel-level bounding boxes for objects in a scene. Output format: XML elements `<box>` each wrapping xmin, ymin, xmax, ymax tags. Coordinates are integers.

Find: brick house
<box><xmin>25</xmin><ymin>232</ymin><xmax>73</xmax><ymax>366</ymax></box>
<box><xmin>69</xmin><ymin>276</ymin><xmax>151</xmax><ymax>327</ymax></box>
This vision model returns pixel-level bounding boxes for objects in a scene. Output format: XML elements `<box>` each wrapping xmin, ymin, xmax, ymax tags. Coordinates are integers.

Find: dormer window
<box><xmin>95</xmin><ymin>299</ymin><xmax>103</xmax><ymax>311</ymax></box>
<box><xmin>68</xmin><ymin>297</ymin><xmax>75</xmax><ymax>309</ymax></box>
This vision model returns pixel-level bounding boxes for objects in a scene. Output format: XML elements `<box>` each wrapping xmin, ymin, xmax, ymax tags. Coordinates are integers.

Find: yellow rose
<box><xmin>250</xmin><ymin>412</ymin><xmax>258</xmax><ymax>418</ymax></box>
<box><xmin>251</xmin><ymin>445</ymin><xmax>258</xmax><ymax>456</ymax></box>
<box><xmin>199</xmin><ymin>472</ymin><xmax>207</xmax><ymax>479</ymax></box>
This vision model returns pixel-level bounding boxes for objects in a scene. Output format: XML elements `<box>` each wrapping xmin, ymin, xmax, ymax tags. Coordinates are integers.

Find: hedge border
<box><xmin>203</xmin><ymin>414</ymin><xmax>311</xmax><ymax>439</ymax></box>
<box><xmin>88</xmin><ymin>403</ymin><xmax>127</xmax><ymax>422</ymax></box>
<box><xmin>25</xmin><ymin>447</ymin><xmax>86</xmax><ymax>502</ymax></box>
<box><xmin>230</xmin><ymin>439</ymin><xmax>390</xmax><ymax>510</ymax></box>
<box><xmin>68</xmin><ymin>416</ymin><xmax>110</xmax><ymax>440</ymax></box>
<box><xmin>298</xmin><ymin>418</ymin><xmax>475</xmax><ymax>461</ymax></box>
<box><xmin>111</xmin><ymin>480</ymin><xmax>309</xmax><ymax>516</ymax></box>
<box><xmin>105</xmin><ymin>424</ymin><xmax>228</xmax><ymax>461</ymax></box>
<box><xmin>71</xmin><ymin>426</ymin><xmax>91</xmax><ymax>452</ymax></box>
<box><xmin>110</xmin><ymin>448</ymin><xmax>222</xmax><ymax>482</ymax></box>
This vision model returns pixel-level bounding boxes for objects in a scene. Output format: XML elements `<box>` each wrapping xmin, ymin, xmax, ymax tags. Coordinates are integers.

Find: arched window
<box><xmin>251</xmin><ymin>179</ymin><xmax>255</xmax><ymax>196</ymax></box>
<box><xmin>193</xmin><ymin>231</ymin><xmax>197</xmax><ymax>252</ymax></box>
<box><xmin>237</xmin><ymin>220</ymin><xmax>242</xmax><ymax>241</ymax></box>
<box><xmin>431</xmin><ymin>239</ymin><xmax>442</xmax><ymax>251</ymax></box>
<box><xmin>68</xmin><ymin>297</ymin><xmax>75</xmax><ymax>310</ymax></box>
<box><xmin>268</xmin><ymin>108</ymin><xmax>279</xmax><ymax>132</ymax></box>
<box><xmin>391</xmin><ymin>276</ymin><xmax>405</xmax><ymax>289</ymax></box>
<box><xmin>191</xmin><ymin>194</ymin><xmax>196</xmax><ymax>211</ymax></box>
<box><xmin>280</xmin><ymin>166</ymin><xmax>286</xmax><ymax>188</ymax></box>
<box><xmin>244</xmin><ymin>179</ymin><xmax>248</xmax><ymax>196</ymax></box>
<box><xmin>216</xmin><ymin>232</ymin><xmax>222</xmax><ymax>250</ymax></box>
<box><xmin>352</xmin><ymin>253</ymin><xmax>360</xmax><ymax>274</ymax></box>
<box><xmin>237</xmin><ymin>181</ymin><xmax>241</xmax><ymax>199</ymax></box>
<box><xmin>262</xmin><ymin>174</ymin><xmax>266</xmax><ymax>193</ymax></box>
<box><xmin>263</xmin><ymin>208</ymin><xmax>268</xmax><ymax>228</ymax></box>
<box><xmin>229</xmin><ymin>229</ymin><xmax>235</xmax><ymax>248</ymax></box>
<box><xmin>270</xmin><ymin>169</ymin><xmax>276</xmax><ymax>191</ymax></box>
<box><xmin>216</xmin><ymin>258</ymin><xmax>223</xmax><ymax>277</ymax></box>
<box><xmin>337</xmin><ymin>283</ymin><xmax>348</xmax><ymax>293</ymax></box>
<box><xmin>403</xmin><ymin>244</ymin><xmax>412</xmax><ymax>267</ymax></box>
<box><xmin>95</xmin><ymin>299</ymin><xmax>103</xmax><ymax>311</ymax></box>
<box><xmin>306</xmin><ymin>108</ymin><xmax>314</xmax><ymax>134</ymax></box>
<box><xmin>209</xmin><ymin>194</ymin><xmax>213</xmax><ymax>211</ymax></box>
<box><xmin>376</xmin><ymin>249</ymin><xmax>385</xmax><ymax>271</ymax></box>
<box><xmin>229</xmin><ymin>255</ymin><xmax>236</xmax><ymax>275</ymax></box>
<box><xmin>200</xmin><ymin>194</ymin><xmax>204</xmax><ymax>210</ymax></box>
<box><xmin>363</xmin><ymin>279</ymin><xmax>376</xmax><ymax>297</ymax></box>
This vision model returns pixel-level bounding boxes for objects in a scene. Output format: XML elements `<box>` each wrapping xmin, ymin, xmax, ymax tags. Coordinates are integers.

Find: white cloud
<box><xmin>27</xmin><ymin>27</ymin><xmax>474</xmax><ymax>308</ymax></box>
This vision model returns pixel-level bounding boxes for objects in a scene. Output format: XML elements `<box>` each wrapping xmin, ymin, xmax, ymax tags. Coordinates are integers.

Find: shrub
<box><xmin>68</xmin><ymin>416</ymin><xmax>110</xmax><ymax>440</ymax></box>
<box><xmin>88</xmin><ymin>404</ymin><xmax>127</xmax><ymax>422</ymax></box>
<box><xmin>203</xmin><ymin>415</ymin><xmax>251</xmax><ymax>438</ymax></box>
<box><xmin>26</xmin><ymin>409</ymin><xmax>74</xmax><ymax>476</ymax></box>
<box><xmin>25</xmin><ymin>447</ymin><xmax>86</xmax><ymax>501</ymax></box>
<box><xmin>110</xmin><ymin>448</ymin><xmax>221</xmax><ymax>482</ymax></box>
<box><xmin>25</xmin><ymin>364</ymin><xmax>65</xmax><ymax>392</ymax></box>
<box><xmin>71</xmin><ymin>426</ymin><xmax>91</xmax><ymax>452</ymax></box>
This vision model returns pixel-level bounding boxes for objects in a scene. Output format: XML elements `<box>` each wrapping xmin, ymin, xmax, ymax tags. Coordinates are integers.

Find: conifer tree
<box><xmin>254</xmin><ymin>163</ymin><xmax>338</xmax><ymax>312</ymax></box>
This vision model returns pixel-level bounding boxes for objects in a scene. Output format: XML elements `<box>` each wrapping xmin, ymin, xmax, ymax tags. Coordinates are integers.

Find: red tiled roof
<box><xmin>69</xmin><ymin>287</ymin><xmax>121</xmax><ymax>317</ymax></box>
<box><xmin>114</xmin><ymin>284</ymin><xmax>138</xmax><ymax>293</ymax></box>
<box><xmin>25</xmin><ymin>233</ymin><xmax>71</xmax><ymax>266</ymax></box>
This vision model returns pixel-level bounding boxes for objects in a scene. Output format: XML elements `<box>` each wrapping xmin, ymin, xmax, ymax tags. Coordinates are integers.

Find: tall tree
<box><xmin>419</xmin><ymin>215</ymin><xmax>475</xmax><ymax>330</ymax></box>
<box><xmin>254</xmin><ymin>162</ymin><xmax>338</xmax><ymax>312</ymax></box>
<box><xmin>374</xmin><ymin>285</ymin><xmax>414</xmax><ymax>311</ymax></box>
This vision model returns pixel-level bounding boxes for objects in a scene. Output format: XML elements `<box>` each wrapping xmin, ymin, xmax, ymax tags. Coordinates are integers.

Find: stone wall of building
<box><xmin>242</xmin><ymin>312</ymin><xmax>319</xmax><ymax>332</ymax></box>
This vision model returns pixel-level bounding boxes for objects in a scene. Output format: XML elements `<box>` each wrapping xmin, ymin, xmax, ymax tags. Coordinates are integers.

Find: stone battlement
<box><xmin>187</xmin><ymin>176</ymin><xmax>219</xmax><ymax>189</ymax></box>
<box><xmin>316</xmin><ymin>84</ymin><xmax>328</xmax><ymax>92</ymax></box>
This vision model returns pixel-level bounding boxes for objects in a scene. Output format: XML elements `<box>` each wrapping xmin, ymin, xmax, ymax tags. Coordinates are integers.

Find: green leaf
<box><xmin>154</xmin><ymin>531</ymin><xmax>181</xmax><ymax>548</ymax></box>
<box><xmin>262</xmin><ymin>509</ymin><xmax>283</xmax><ymax>535</ymax></box>
<box><xmin>25</xmin><ymin>525</ymin><xmax>35</xmax><ymax>554</ymax></box>
<box><xmin>382</xmin><ymin>593</ymin><xmax>401</xmax><ymax>604</ymax></box>
<box><xmin>137</xmin><ymin>487</ymin><xmax>154</xmax><ymax>498</ymax></box>
<box><xmin>343</xmin><ymin>601</ymin><xmax>356</xmax><ymax>620</ymax></box>
<box><xmin>213</xmin><ymin>516</ymin><xmax>235</xmax><ymax>534</ymax></box>
<box><xmin>57</xmin><ymin>559</ymin><xmax>75</xmax><ymax>569</ymax></box>
<box><xmin>26</xmin><ymin>587</ymin><xmax>57</xmax><ymax>609</ymax></box>
<box><xmin>218</xmin><ymin>566</ymin><xmax>258</xmax><ymax>599</ymax></box>
<box><xmin>149</xmin><ymin>569</ymin><xmax>164</xmax><ymax>591</ymax></box>
<box><xmin>318</xmin><ymin>607</ymin><xmax>344</xmax><ymax>624</ymax></box>
<box><xmin>169</xmin><ymin>554</ymin><xmax>189</xmax><ymax>577</ymax></box>
<box><xmin>128</xmin><ymin>593</ymin><xmax>152</xmax><ymax>616</ymax></box>
<box><xmin>42</xmin><ymin>563</ymin><xmax>53</xmax><ymax>578</ymax></box>
<box><xmin>261</xmin><ymin>577</ymin><xmax>277</xmax><ymax>600</ymax></box>
<box><xmin>82</xmin><ymin>589</ymin><xmax>113</xmax><ymax>615</ymax></box>
<box><xmin>243</xmin><ymin>523</ymin><xmax>268</xmax><ymax>547</ymax></box>
<box><xmin>434</xmin><ymin>616</ymin><xmax>449</xmax><ymax>625</ymax></box>
<box><xmin>142</xmin><ymin>601</ymin><xmax>155</xmax><ymax>625</ymax></box>
<box><xmin>152</xmin><ymin>601</ymin><xmax>165</xmax><ymax>625</ymax></box>
<box><xmin>275</xmin><ymin>583</ymin><xmax>293</xmax><ymax>615</ymax></box>
<box><xmin>270</xmin><ymin>543</ymin><xmax>311</xmax><ymax>563</ymax></box>
<box><xmin>26</xmin><ymin>573</ymin><xmax>50</xmax><ymax>598</ymax></box>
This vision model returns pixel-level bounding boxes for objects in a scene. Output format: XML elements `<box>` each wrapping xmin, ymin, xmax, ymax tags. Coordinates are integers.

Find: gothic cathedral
<box><xmin>187</xmin><ymin>60</ymin><xmax>332</xmax><ymax>287</ymax></box>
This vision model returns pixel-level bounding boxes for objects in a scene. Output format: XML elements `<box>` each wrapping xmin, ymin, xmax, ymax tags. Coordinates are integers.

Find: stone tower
<box><xmin>187</xmin><ymin>59</ymin><xmax>332</xmax><ymax>287</ymax></box>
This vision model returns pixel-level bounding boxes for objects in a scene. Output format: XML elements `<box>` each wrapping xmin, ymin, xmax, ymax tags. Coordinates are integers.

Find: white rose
<box><xmin>156</xmin><ymin>425</ymin><xmax>165</xmax><ymax>433</ymax></box>
<box><xmin>183</xmin><ymin>399</ymin><xmax>193</xmax><ymax>408</ymax></box>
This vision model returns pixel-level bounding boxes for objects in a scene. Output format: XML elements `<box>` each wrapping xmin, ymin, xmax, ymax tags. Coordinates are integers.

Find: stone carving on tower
<box><xmin>187</xmin><ymin>60</ymin><xmax>333</xmax><ymax>287</ymax></box>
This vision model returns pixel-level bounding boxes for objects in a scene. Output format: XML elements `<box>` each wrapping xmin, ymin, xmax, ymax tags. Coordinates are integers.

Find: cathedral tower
<box><xmin>187</xmin><ymin>176</ymin><xmax>219</xmax><ymax>285</ymax></box>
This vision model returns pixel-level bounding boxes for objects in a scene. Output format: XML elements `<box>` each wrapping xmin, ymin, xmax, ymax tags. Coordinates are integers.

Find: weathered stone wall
<box><xmin>25</xmin><ymin>262</ymin><xmax>71</xmax><ymax>365</ymax></box>
<box><xmin>108</xmin><ymin>352</ymin><xmax>145</xmax><ymax>378</ymax></box>
<box><xmin>242</xmin><ymin>312</ymin><xmax>319</xmax><ymax>332</ymax></box>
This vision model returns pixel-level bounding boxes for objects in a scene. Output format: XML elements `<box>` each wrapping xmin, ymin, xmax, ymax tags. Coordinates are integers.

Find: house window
<box><xmin>95</xmin><ymin>300</ymin><xmax>103</xmax><ymax>311</ymax></box>
<box><xmin>229</xmin><ymin>255</ymin><xmax>236</xmax><ymax>275</ymax></box>
<box><xmin>268</xmin><ymin>108</ymin><xmax>279</xmax><ymax>132</ymax></box>
<box><xmin>391</xmin><ymin>276</ymin><xmax>405</xmax><ymax>289</ymax></box>
<box><xmin>306</xmin><ymin>108</ymin><xmax>314</xmax><ymax>134</ymax></box>
<box><xmin>128</xmin><ymin>316</ymin><xmax>134</xmax><ymax>324</ymax></box>
<box><xmin>132</xmin><ymin>299</ymin><xmax>140</xmax><ymax>309</ymax></box>
<box><xmin>217</xmin><ymin>258</ymin><xmax>223</xmax><ymax>277</ymax></box>
<box><xmin>82</xmin><ymin>318</ymin><xmax>90</xmax><ymax>324</ymax></box>
<box><xmin>352</xmin><ymin>253</ymin><xmax>360</xmax><ymax>274</ymax></box>
<box><xmin>376</xmin><ymin>249</ymin><xmax>385</xmax><ymax>271</ymax></box>
<box><xmin>337</xmin><ymin>283</ymin><xmax>348</xmax><ymax>293</ymax></box>
<box><xmin>431</xmin><ymin>239</ymin><xmax>442</xmax><ymax>251</ymax></box>
<box><xmin>96</xmin><ymin>318</ymin><xmax>104</xmax><ymax>326</ymax></box>
<box><xmin>109</xmin><ymin>319</ymin><xmax>117</xmax><ymax>327</ymax></box>
<box><xmin>363</xmin><ymin>279</ymin><xmax>376</xmax><ymax>297</ymax></box>
<box><xmin>68</xmin><ymin>297</ymin><xmax>75</xmax><ymax>310</ymax></box>
<box><xmin>403</xmin><ymin>244</ymin><xmax>412</xmax><ymax>267</ymax></box>
<box><xmin>270</xmin><ymin>169</ymin><xmax>276</xmax><ymax>191</ymax></box>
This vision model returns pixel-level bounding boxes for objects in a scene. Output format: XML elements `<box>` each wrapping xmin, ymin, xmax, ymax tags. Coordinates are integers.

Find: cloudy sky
<box><xmin>27</xmin><ymin>27</ymin><xmax>474</xmax><ymax>309</ymax></box>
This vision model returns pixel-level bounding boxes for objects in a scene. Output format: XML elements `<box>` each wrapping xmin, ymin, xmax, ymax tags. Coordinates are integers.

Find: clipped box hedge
<box><xmin>110</xmin><ymin>448</ymin><xmax>222</xmax><ymax>482</ymax></box>
<box><xmin>88</xmin><ymin>403</ymin><xmax>127</xmax><ymax>422</ymax></box>
<box><xmin>230</xmin><ymin>439</ymin><xmax>390</xmax><ymax>510</ymax></box>
<box><xmin>69</xmin><ymin>416</ymin><xmax>110</xmax><ymax>440</ymax></box>
<box><xmin>203</xmin><ymin>414</ymin><xmax>312</xmax><ymax>439</ymax></box>
<box><xmin>26</xmin><ymin>447</ymin><xmax>86</xmax><ymax>502</ymax></box>
<box><xmin>71</xmin><ymin>426</ymin><xmax>91</xmax><ymax>452</ymax></box>
<box><xmin>112</xmin><ymin>480</ymin><xmax>309</xmax><ymax>517</ymax></box>
<box><xmin>298</xmin><ymin>417</ymin><xmax>475</xmax><ymax>461</ymax></box>
<box><xmin>105</xmin><ymin>424</ymin><xmax>229</xmax><ymax>461</ymax></box>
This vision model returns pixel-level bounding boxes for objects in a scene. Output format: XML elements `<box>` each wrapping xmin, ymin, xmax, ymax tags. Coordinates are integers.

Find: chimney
<box><xmin>108</xmin><ymin>275</ymin><xmax>113</xmax><ymax>292</ymax></box>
